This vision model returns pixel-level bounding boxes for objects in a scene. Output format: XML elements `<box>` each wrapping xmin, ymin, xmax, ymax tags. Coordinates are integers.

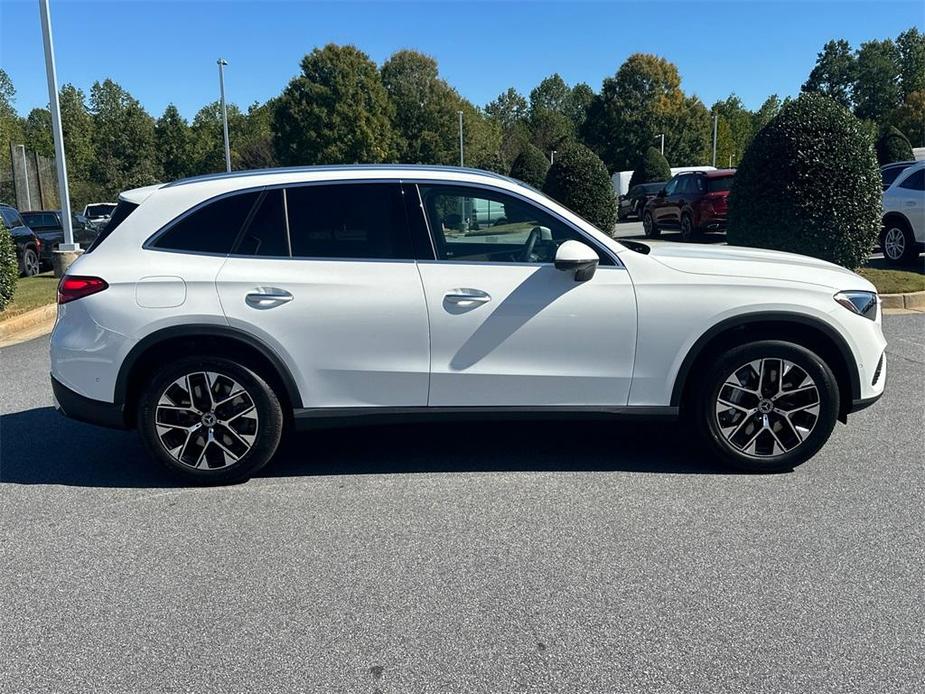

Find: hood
<box><xmin>648</xmin><ymin>243</ymin><xmax>875</xmax><ymax>292</ymax></box>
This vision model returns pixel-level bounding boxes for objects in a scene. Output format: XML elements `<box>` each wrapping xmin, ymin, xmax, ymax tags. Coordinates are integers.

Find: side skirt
<box><xmin>292</xmin><ymin>405</ymin><xmax>679</xmax><ymax>431</ymax></box>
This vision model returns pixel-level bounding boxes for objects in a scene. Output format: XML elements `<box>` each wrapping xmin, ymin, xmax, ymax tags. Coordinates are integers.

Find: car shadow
<box><xmin>1</xmin><ymin>407</ymin><xmax>737</xmax><ymax>489</ymax></box>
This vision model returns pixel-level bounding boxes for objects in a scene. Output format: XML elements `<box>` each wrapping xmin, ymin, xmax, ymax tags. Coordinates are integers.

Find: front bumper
<box><xmin>52</xmin><ymin>375</ymin><xmax>128</xmax><ymax>429</ymax></box>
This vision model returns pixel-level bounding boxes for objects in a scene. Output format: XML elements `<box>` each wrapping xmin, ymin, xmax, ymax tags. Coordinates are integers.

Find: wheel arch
<box><xmin>116</xmin><ymin>325</ymin><xmax>302</xmax><ymax>428</ymax></box>
<box><xmin>881</xmin><ymin>211</ymin><xmax>911</xmax><ymax>231</ymax></box>
<box><xmin>671</xmin><ymin>312</ymin><xmax>860</xmax><ymax>421</ymax></box>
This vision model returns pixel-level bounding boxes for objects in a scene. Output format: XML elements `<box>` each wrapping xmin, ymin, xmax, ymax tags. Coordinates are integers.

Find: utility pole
<box><xmin>712</xmin><ymin>111</ymin><xmax>718</xmax><ymax>167</ymax></box>
<box><xmin>39</xmin><ymin>0</ymin><xmax>76</xmax><ymax>251</ymax></box>
<box><xmin>17</xmin><ymin>145</ymin><xmax>32</xmax><ymax>210</ymax></box>
<box><xmin>217</xmin><ymin>58</ymin><xmax>231</xmax><ymax>173</ymax></box>
<box><xmin>457</xmin><ymin>111</ymin><xmax>464</xmax><ymax>167</ymax></box>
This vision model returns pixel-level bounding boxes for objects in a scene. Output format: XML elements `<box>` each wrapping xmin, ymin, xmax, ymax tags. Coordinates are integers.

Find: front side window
<box><xmin>419</xmin><ymin>184</ymin><xmax>608</xmax><ymax>264</ymax></box>
<box><xmin>1</xmin><ymin>208</ymin><xmax>23</xmax><ymax>228</ymax></box>
<box><xmin>899</xmin><ymin>169</ymin><xmax>924</xmax><ymax>191</ymax></box>
<box><xmin>663</xmin><ymin>177</ymin><xmax>680</xmax><ymax>196</ymax></box>
<box><xmin>881</xmin><ymin>165</ymin><xmax>911</xmax><ymax>188</ymax></box>
<box><xmin>152</xmin><ymin>191</ymin><xmax>260</xmax><ymax>254</ymax></box>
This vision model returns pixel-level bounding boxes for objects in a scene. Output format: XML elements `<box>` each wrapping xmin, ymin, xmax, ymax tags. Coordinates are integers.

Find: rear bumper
<box><xmin>51</xmin><ymin>374</ymin><xmax>128</xmax><ymax>429</ymax></box>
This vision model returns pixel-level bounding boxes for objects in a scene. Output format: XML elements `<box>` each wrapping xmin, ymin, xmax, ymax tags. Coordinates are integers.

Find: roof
<box><xmin>704</xmin><ymin>168</ymin><xmax>736</xmax><ymax>177</ymax></box>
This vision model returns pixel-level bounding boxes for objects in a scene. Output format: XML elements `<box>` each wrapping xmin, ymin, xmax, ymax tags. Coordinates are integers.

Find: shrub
<box><xmin>509</xmin><ymin>144</ymin><xmax>549</xmax><ymax>188</ymax></box>
<box><xmin>875</xmin><ymin>125</ymin><xmax>914</xmax><ymax>165</ymax></box>
<box><xmin>0</xmin><ymin>221</ymin><xmax>18</xmax><ymax>312</ymax></box>
<box><xmin>542</xmin><ymin>142</ymin><xmax>616</xmax><ymax>233</ymax></box>
<box><xmin>727</xmin><ymin>93</ymin><xmax>881</xmax><ymax>269</ymax></box>
<box><xmin>629</xmin><ymin>146</ymin><xmax>671</xmax><ymax>189</ymax></box>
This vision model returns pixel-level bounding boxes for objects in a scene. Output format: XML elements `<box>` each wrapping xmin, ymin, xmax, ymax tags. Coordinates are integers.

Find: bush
<box><xmin>629</xmin><ymin>146</ymin><xmax>671</xmax><ymax>189</ymax></box>
<box><xmin>0</xmin><ymin>221</ymin><xmax>18</xmax><ymax>312</ymax></box>
<box><xmin>509</xmin><ymin>144</ymin><xmax>549</xmax><ymax>188</ymax></box>
<box><xmin>542</xmin><ymin>142</ymin><xmax>616</xmax><ymax>233</ymax></box>
<box><xmin>875</xmin><ymin>125</ymin><xmax>914</xmax><ymax>165</ymax></box>
<box><xmin>727</xmin><ymin>93</ymin><xmax>881</xmax><ymax>269</ymax></box>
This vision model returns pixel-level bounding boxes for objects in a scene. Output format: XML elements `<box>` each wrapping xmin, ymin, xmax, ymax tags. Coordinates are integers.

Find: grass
<box><xmin>858</xmin><ymin>268</ymin><xmax>925</xmax><ymax>295</ymax></box>
<box><xmin>1</xmin><ymin>272</ymin><xmax>58</xmax><ymax>320</ymax></box>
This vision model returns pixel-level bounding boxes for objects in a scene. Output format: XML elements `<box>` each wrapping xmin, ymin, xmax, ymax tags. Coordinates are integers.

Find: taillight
<box><xmin>57</xmin><ymin>275</ymin><xmax>109</xmax><ymax>304</ymax></box>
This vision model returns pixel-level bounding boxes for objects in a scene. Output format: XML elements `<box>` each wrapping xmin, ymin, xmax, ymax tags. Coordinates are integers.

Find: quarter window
<box><xmin>153</xmin><ymin>191</ymin><xmax>259</xmax><ymax>254</ymax></box>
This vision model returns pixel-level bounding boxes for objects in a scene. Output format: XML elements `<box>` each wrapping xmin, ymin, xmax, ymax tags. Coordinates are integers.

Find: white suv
<box><xmin>51</xmin><ymin>166</ymin><xmax>886</xmax><ymax>483</ymax></box>
<box><xmin>881</xmin><ymin>160</ymin><xmax>924</xmax><ymax>266</ymax></box>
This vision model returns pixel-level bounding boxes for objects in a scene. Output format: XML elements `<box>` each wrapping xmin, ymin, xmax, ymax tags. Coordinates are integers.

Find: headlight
<box><xmin>834</xmin><ymin>291</ymin><xmax>878</xmax><ymax>321</ymax></box>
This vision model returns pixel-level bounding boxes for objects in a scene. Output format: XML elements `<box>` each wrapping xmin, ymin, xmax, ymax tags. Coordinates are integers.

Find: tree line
<box><xmin>0</xmin><ymin>27</ymin><xmax>921</xmax><ymax>210</ymax></box>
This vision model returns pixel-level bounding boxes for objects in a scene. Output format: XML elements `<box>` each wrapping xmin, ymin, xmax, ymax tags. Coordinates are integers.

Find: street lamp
<box><xmin>16</xmin><ymin>145</ymin><xmax>32</xmax><ymax>210</ymax></box>
<box><xmin>712</xmin><ymin>111</ymin><xmax>718</xmax><ymax>167</ymax></box>
<box><xmin>457</xmin><ymin>111</ymin><xmax>464</xmax><ymax>167</ymax></box>
<box><xmin>217</xmin><ymin>58</ymin><xmax>231</xmax><ymax>173</ymax></box>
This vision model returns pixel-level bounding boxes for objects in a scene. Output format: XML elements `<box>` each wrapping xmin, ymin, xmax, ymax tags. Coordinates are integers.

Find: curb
<box><xmin>880</xmin><ymin>290</ymin><xmax>925</xmax><ymax>310</ymax></box>
<box><xmin>0</xmin><ymin>303</ymin><xmax>57</xmax><ymax>345</ymax></box>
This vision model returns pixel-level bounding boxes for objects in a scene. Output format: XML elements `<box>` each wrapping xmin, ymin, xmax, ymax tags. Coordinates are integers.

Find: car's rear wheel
<box><xmin>880</xmin><ymin>220</ymin><xmax>918</xmax><ymax>265</ymax></box>
<box><xmin>643</xmin><ymin>211</ymin><xmax>660</xmax><ymax>237</ymax></box>
<box><xmin>137</xmin><ymin>357</ymin><xmax>283</xmax><ymax>484</ymax></box>
<box><xmin>21</xmin><ymin>247</ymin><xmax>40</xmax><ymax>277</ymax></box>
<box><xmin>693</xmin><ymin>341</ymin><xmax>839</xmax><ymax>473</ymax></box>
<box><xmin>679</xmin><ymin>213</ymin><xmax>698</xmax><ymax>242</ymax></box>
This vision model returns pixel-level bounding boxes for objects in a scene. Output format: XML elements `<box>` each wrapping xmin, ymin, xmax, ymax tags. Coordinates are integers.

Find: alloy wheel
<box><xmin>714</xmin><ymin>358</ymin><xmax>820</xmax><ymax>458</ymax></box>
<box><xmin>23</xmin><ymin>250</ymin><xmax>39</xmax><ymax>276</ymax></box>
<box><xmin>883</xmin><ymin>227</ymin><xmax>905</xmax><ymax>260</ymax></box>
<box><xmin>155</xmin><ymin>371</ymin><xmax>258</xmax><ymax>470</ymax></box>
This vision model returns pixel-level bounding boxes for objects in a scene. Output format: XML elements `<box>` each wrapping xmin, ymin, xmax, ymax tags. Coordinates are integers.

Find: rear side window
<box><xmin>153</xmin><ymin>192</ymin><xmax>259</xmax><ymax>254</ymax></box>
<box><xmin>85</xmin><ymin>199</ymin><xmax>139</xmax><ymax>253</ymax></box>
<box><xmin>286</xmin><ymin>183</ymin><xmax>411</xmax><ymax>259</ymax></box>
<box><xmin>899</xmin><ymin>169</ymin><xmax>924</xmax><ymax>191</ymax></box>
<box><xmin>235</xmin><ymin>190</ymin><xmax>289</xmax><ymax>257</ymax></box>
<box><xmin>707</xmin><ymin>176</ymin><xmax>733</xmax><ymax>193</ymax></box>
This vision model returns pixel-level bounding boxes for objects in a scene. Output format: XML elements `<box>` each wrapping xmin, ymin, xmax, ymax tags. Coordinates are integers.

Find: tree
<box><xmin>875</xmin><ymin>125</ymin><xmax>914</xmax><ymax>165</ymax></box>
<box><xmin>190</xmin><ymin>100</ymin><xmax>246</xmax><ymax>173</ymax></box>
<box><xmin>0</xmin><ymin>217</ymin><xmax>18</xmax><ymax>311</ymax></box>
<box><xmin>529</xmin><ymin>109</ymin><xmax>573</xmax><ymax>153</ymax></box>
<box><xmin>542</xmin><ymin>142</ymin><xmax>616</xmax><ymax>232</ymax></box>
<box><xmin>273</xmin><ymin>44</ymin><xmax>396</xmax><ymax>165</ymax></box>
<box><xmin>155</xmin><ymin>104</ymin><xmax>194</xmax><ymax>181</ymax></box>
<box><xmin>890</xmin><ymin>90</ymin><xmax>925</xmax><ymax>146</ymax></box>
<box><xmin>853</xmin><ymin>39</ymin><xmax>902</xmax><ymax>124</ymax></box>
<box><xmin>485</xmin><ymin>87</ymin><xmax>528</xmax><ymax>131</ymax></box>
<box><xmin>23</xmin><ymin>108</ymin><xmax>54</xmax><ymax>158</ymax></box>
<box><xmin>727</xmin><ymin>93</ymin><xmax>881</xmax><ymax>269</ymax></box>
<box><xmin>629</xmin><ymin>146</ymin><xmax>670</xmax><ymax>189</ymax></box>
<box><xmin>530</xmin><ymin>74</ymin><xmax>572</xmax><ymax>116</ymax></box>
<box><xmin>896</xmin><ymin>28</ymin><xmax>925</xmax><ymax>98</ymax></box>
<box><xmin>0</xmin><ymin>69</ymin><xmax>24</xmax><ymax>202</ymax></box>
<box><xmin>236</xmin><ymin>100</ymin><xmax>277</xmax><ymax>170</ymax></box>
<box><xmin>753</xmin><ymin>94</ymin><xmax>782</xmax><ymax>132</ymax></box>
<box><xmin>509</xmin><ymin>144</ymin><xmax>549</xmax><ymax>188</ymax></box>
<box><xmin>568</xmin><ymin>83</ymin><xmax>594</xmax><ymax>132</ymax></box>
<box><xmin>711</xmin><ymin>94</ymin><xmax>755</xmax><ymax>166</ymax></box>
<box><xmin>59</xmin><ymin>84</ymin><xmax>98</xmax><ymax>209</ymax></box>
<box><xmin>802</xmin><ymin>39</ymin><xmax>856</xmax><ymax>109</ymax></box>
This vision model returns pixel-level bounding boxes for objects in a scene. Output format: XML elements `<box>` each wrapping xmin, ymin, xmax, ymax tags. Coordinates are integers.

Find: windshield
<box><xmin>706</xmin><ymin>175</ymin><xmax>734</xmax><ymax>193</ymax></box>
<box><xmin>86</xmin><ymin>204</ymin><xmax>116</xmax><ymax>217</ymax></box>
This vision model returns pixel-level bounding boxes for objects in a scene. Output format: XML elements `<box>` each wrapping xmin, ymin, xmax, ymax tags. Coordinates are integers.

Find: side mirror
<box><xmin>554</xmin><ymin>240</ymin><xmax>599</xmax><ymax>281</ymax></box>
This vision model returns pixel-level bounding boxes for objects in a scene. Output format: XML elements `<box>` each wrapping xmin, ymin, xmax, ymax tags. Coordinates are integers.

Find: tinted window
<box><xmin>86</xmin><ymin>204</ymin><xmax>116</xmax><ymax>217</ymax></box>
<box><xmin>706</xmin><ymin>175</ymin><xmax>734</xmax><ymax>193</ymax></box>
<box><xmin>235</xmin><ymin>190</ymin><xmax>289</xmax><ymax>257</ymax></box>
<box><xmin>86</xmin><ymin>200</ymin><xmax>139</xmax><ymax>253</ymax></box>
<box><xmin>899</xmin><ymin>169</ymin><xmax>924</xmax><ymax>191</ymax></box>
<box><xmin>881</xmin><ymin>165</ymin><xmax>911</xmax><ymax>188</ymax></box>
<box><xmin>642</xmin><ymin>182</ymin><xmax>664</xmax><ymax>194</ymax></box>
<box><xmin>22</xmin><ymin>212</ymin><xmax>59</xmax><ymax>229</ymax></box>
<box><xmin>419</xmin><ymin>184</ymin><xmax>610</xmax><ymax>265</ymax></box>
<box><xmin>153</xmin><ymin>192</ymin><xmax>259</xmax><ymax>254</ymax></box>
<box><xmin>286</xmin><ymin>183</ymin><xmax>411</xmax><ymax>259</ymax></box>
<box><xmin>1</xmin><ymin>208</ymin><xmax>23</xmax><ymax>228</ymax></box>
<box><xmin>664</xmin><ymin>177</ymin><xmax>680</xmax><ymax>195</ymax></box>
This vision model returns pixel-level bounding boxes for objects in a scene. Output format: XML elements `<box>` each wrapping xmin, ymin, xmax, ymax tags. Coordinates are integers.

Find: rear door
<box><xmin>216</xmin><ymin>182</ymin><xmax>430</xmax><ymax>409</ymax></box>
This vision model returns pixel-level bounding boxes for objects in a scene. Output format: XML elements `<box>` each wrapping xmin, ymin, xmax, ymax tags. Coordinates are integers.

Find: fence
<box><xmin>2</xmin><ymin>144</ymin><xmax>59</xmax><ymax>211</ymax></box>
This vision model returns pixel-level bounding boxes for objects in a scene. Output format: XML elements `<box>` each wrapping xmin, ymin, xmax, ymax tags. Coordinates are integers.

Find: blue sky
<box><xmin>1</xmin><ymin>0</ymin><xmax>922</xmax><ymax>119</ymax></box>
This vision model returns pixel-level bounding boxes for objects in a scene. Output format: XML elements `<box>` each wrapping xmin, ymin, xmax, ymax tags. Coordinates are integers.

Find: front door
<box><xmin>414</xmin><ymin>183</ymin><xmax>637</xmax><ymax>407</ymax></box>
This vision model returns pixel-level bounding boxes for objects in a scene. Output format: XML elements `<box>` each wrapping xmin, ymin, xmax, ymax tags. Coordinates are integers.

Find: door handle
<box><xmin>904</xmin><ymin>201</ymin><xmax>916</xmax><ymax>207</ymax></box>
<box><xmin>245</xmin><ymin>288</ymin><xmax>293</xmax><ymax>309</ymax></box>
<box><xmin>444</xmin><ymin>288</ymin><xmax>491</xmax><ymax>305</ymax></box>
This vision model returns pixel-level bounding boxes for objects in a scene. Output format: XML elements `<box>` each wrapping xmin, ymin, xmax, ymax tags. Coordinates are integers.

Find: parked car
<box><xmin>881</xmin><ymin>160</ymin><xmax>924</xmax><ymax>266</ymax></box>
<box><xmin>50</xmin><ymin>165</ymin><xmax>885</xmax><ymax>483</ymax></box>
<box><xmin>880</xmin><ymin>161</ymin><xmax>916</xmax><ymax>191</ymax></box>
<box><xmin>618</xmin><ymin>182</ymin><xmax>665</xmax><ymax>221</ymax></box>
<box><xmin>1</xmin><ymin>203</ymin><xmax>42</xmax><ymax>277</ymax></box>
<box><xmin>21</xmin><ymin>210</ymin><xmax>99</xmax><ymax>267</ymax></box>
<box><xmin>82</xmin><ymin>202</ymin><xmax>117</xmax><ymax>228</ymax></box>
<box><xmin>643</xmin><ymin>169</ymin><xmax>735</xmax><ymax>241</ymax></box>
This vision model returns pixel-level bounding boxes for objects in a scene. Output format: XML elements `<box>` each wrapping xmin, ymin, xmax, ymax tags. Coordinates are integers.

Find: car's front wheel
<box><xmin>137</xmin><ymin>357</ymin><xmax>284</xmax><ymax>484</ymax></box>
<box><xmin>694</xmin><ymin>341</ymin><xmax>839</xmax><ymax>473</ymax></box>
<box><xmin>880</xmin><ymin>220</ymin><xmax>918</xmax><ymax>265</ymax></box>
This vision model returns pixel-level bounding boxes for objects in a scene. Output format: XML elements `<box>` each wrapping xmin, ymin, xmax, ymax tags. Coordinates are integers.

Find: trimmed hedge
<box><xmin>727</xmin><ymin>93</ymin><xmax>881</xmax><ymax>269</ymax></box>
<box><xmin>875</xmin><ymin>126</ymin><xmax>914</xmax><ymax>165</ymax></box>
<box><xmin>542</xmin><ymin>142</ymin><xmax>616</xmax><ymax>233</ymax></box>
<box><xmin>509</xmin><ymin>144</ymin><xmax>550</xmax><ymax>189</ymax></box>
<box><xmin>629</xmin><ymin>146</ymin><xmax>671</xmax><ymax>189</ymax></box>
<box><xmin>0</xmin><ymin>221</ymin><xmax>18</xmax><ymax>312</ymax></box>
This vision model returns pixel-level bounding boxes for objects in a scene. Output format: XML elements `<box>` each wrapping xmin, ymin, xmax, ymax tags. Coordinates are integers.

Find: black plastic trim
<box><xmin>52</xmin><ymin>375</ymin><xmax>128</xmax><ymax>430</ymax></box>
<box><xmin>849</xmin><ymin>392</ymin><xmax>883</xmax><ymax>414</ymax></box>
<box><xmin>669</xmin><ymin>312</ymin><xmax>862</xmax><ymax>407</ymax></box>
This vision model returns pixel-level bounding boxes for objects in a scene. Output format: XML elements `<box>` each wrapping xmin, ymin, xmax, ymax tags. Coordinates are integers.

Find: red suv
<box><xmin>642</xmin><ymin>169</ymin><xmax>735</xmax><ymax>241</ymax></box>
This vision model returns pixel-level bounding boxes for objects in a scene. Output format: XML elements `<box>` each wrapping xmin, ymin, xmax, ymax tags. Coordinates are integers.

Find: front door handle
<box><xmin>245</xmin><ymin>288</ymin><xmax>293</xmax><ymax>309</ymax></box>
<box><xmin>444</xmin><ymin>288</ymin><xmax>491</xmax><ymax>306</ymax></box>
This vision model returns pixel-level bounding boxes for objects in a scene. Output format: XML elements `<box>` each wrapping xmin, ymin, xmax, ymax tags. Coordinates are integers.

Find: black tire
<box><xmin>880</xmin><ymin>219</ymin><xmax>918</xmax><ymax>266</ymax></box>
<box><xmin>692</xmin><ymin>340</ymin><xmax>839</xmax><ymax>473</ymax></box>
<box><xmin>21</xmin><ymin>247</ymin><xmax>40</xmax><ymax>277</ymax></box>
<box><xmin>679</xmin><ymin>212</ymin><xmax>699</xmax><ymax>242</ymax></box>
<box><xmin>137</xmin><ymin>356</ymin><xmax>284</xmax><ymax>484</ymax></box>
<box><xmin>643</xmin><ymin>210</ymin><xmax>660</xmax><ymax>238</ymax></box>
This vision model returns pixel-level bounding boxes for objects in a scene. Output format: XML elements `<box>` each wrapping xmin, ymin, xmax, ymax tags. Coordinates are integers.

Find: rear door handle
<box><xmin>245</xmin><ymin>288</ymin><xmax>293</xmax><ymax>309</ymax></box>
<box><xmin>444</xmin><ymin>288</ymin><xmax>491</xmax><ymax>305</ymax></box>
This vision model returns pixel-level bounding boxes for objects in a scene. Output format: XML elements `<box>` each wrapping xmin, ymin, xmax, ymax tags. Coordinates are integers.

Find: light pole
<box><xmin>17</xmin><ymin>145</ymin><xmax>32</xmax><ymax>210</ymax></box>
<box><xmin>656</xmin><ymin>133</ymin><xmax>664</xmax><ymax>156</ymax></box>
<box><xmin>712</xmin><ymin>111</ymin><xmax>718</xmax><ymax>167</ymax></box>
<box><xmin>457</xmin><ymin>110</ymin><xmax>464</xmax><ymax>167</ymax></box>
<box><xmin>217</xmin><ymin>58</ymin><xmax>231</xmax><ymax>173</ymax></box>
<box><xmin>551</xmin><ymin>150</ymin><xmax>556</xmax><ymax>165</ymax></box>
<box><xmin>39</xmin><ymin>0</ymin><xmax>76</xmax><ymax>253</ymax></box>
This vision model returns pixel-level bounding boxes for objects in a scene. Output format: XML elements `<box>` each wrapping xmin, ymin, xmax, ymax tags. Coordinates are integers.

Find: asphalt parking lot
<box><xmin>1</xmin><ymin>316</ymin><xmax>923</xmax><ymax>693</ymax></box>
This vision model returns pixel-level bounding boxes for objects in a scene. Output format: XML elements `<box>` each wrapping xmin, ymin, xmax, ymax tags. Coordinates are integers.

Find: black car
<box><xmin>618</xmin><ymin>181</ymin><xmax>665</xmax><ymax>221</ymax></box>
<box><xmin>21</xmin><ymin>210</ymin><xmax>98</xmax><ymax>268</ymax></box>
<box><xmin>1</xmin><ymin>203</ymin><xmax>42</xmax><ymax>277</ymax></box>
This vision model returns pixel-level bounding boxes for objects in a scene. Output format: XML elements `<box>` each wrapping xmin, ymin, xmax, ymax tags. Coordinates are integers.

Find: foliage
<box><xmin>0</xmin><ymin>68</ymin><xmax>24</xmax><ymax>203</ymax></box>
<box><xmin>273</xmin><ymin>44</ymin><xmax>396</xmax><ymax>165</ymax></box>
<box><xmin>853</xmin><ymin>39</ymin><xmax>902</xmax><ymax>124</ymax></box>
<box><xmin>875</xmin><ymin>126</ymin><xmax>913</xmax><ymax>165</ymax></box>
<box><xmin>802</xmin><ymin>39</ymin><xmax>856</xmax><ymax>108</ymax></box>
<box><xmin>191</xmin><ymin>100</ymin><xmax>247</xmax><ymax>173</ymax></box>
<box><xmin>629</xmin><ymin>146</ymin><xmax>670</xmax><ymax>189</ymax></box>
<box><xmin>59</xmin><ymin>85</ymin><xmax>95</xmax><ymax>184</ymax></box>
<box><xmin>711</xmin><ymin>94</ymin><xmax>755</xmax><ymax>166</ymax></box>
<box><xmin>509</xmin><ymin>144</ymin><xmax>549</xmax><ymax>188</ymax></box>
<box><xmin>24</xmin><ymin>109</ymin><xmax>54</xmax><ymax>158</ymax></box>
<box><xmin>485</xmin><ymin>87</ymin><xmax>528</xmax><ymax>131</ymax></box>
<box><xmin>896</xmin><ymin>28</ymin><xmax>925</xmax><ymax>98</ymax></box>
<box><xmin>728</xmin><ymin>93</ymin><xmax>881</xmax><ymax>269</ymax></box>
<box><xmin>0</xmin><ymin>220</ymin><xmax>17</xmax><ymax>312</ymax></box>
<box><xmin>156</xmin><ymin>104</ymin><xmax>194</xmax><ymax>181</ymax></box>
<box><xmin>890</xmin><ymin>90</ymin><xmax>925</xmax><ymax>146</ymax></box>
<box><xmin>542</xmin><ymin>142</ymin><xmax>616</xmax><ymax>232</ymax></box>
